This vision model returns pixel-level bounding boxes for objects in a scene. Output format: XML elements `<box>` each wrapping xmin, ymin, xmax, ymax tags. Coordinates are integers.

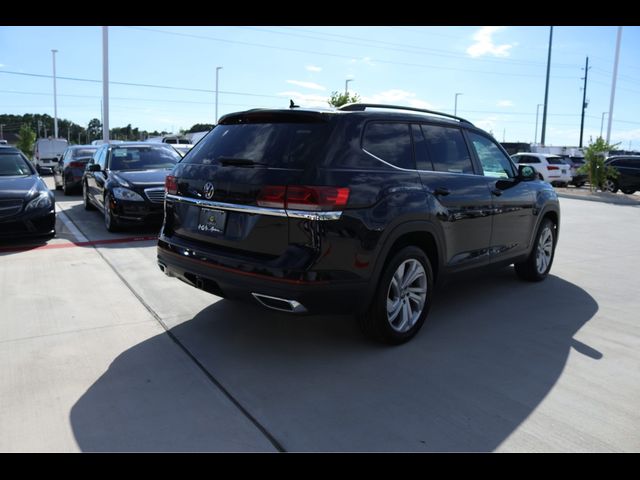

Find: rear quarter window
<box><xmin>362</xmin><ymin>122</ymin><xmax>414</xmax><ymax>169</ymax></box>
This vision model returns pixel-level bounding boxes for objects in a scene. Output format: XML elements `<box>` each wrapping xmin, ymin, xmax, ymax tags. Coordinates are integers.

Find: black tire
<box><xmin>621</xmin><ymin>188</ymin><xmax>636</xmax><ymax>195</ymax></box>
<box><xmin>83</xmin><ymin>182</ymin><xmax>95</xmax><ymax>210</ymax></box>
<box><xmin>514</xmin><ymin>218</ymin><xmax>556</xmax><ymax>282</ymax></box>
<box><xmin>358</xmin><ymin>246</ymin><xmax>434</xmax><ymax>345</ymax></box>
<box><xmin>63</xmin><ymin>177</ymin><xmax>72</xmax><ymax>196</ymax></box>
<box><xmin>103</xmin><ymin>193</ymin><xmax>119</xmax><ymax>232</ymax></box>
<box><xmin>602</xmin><ymin>179</ymin><xmax>618</xmax><ymax>193</ymax></box>
<box><xmin>36</xmin><ymin>165</ymin><xmax>42</xmax><ymax>175</ymax></box>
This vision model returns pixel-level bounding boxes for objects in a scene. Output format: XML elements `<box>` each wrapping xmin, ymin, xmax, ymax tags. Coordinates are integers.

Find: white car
<box><xmin>511</xmin><ymin>153</ymin><xmax>572</xmax><ymax>186</ymax></box>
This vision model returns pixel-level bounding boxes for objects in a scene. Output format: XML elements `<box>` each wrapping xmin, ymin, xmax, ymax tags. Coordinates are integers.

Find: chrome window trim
<box><xmin>166</xmin><ymin>193</ymin><xmax>343</xmax><ymax>221</ymax></box>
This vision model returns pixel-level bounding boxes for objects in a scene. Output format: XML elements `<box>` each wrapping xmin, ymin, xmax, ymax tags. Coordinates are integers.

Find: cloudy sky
<box><xmin>1</xmin><ymin>25</ymin><xmax>638</xmax><ymax>148</ymax></box>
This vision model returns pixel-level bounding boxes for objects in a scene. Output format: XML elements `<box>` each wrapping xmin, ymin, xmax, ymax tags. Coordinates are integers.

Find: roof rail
<box><xmin>337</xmin><ymin>103</ymin><xmax>473</xmax><ymax>126</ymax></box>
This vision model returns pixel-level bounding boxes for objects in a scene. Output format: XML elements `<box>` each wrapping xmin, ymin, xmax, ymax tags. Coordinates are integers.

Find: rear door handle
<box><xmin>433</xmin><ymin>187</ymin><xmax>450</xmax><ymax>196</ymax></box>
<box><xmin>491</xmin><ymin>188</ymin><xmax>503</xmax><ymax>197</ymax></box>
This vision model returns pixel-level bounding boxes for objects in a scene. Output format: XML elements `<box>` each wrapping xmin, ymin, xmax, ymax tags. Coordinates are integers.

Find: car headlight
<box><xmin>25</xmin><ymin>191</ymin><xmax>52</xmax><ymax>211</ymax></box>
<box><xmin>112</xmin><ymin>187</ymin><xmax>144</xmax><ymax>202</ymax></box>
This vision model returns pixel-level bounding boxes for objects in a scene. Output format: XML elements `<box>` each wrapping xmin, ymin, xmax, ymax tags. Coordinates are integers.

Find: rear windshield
<box><xmin>0</xmin><ymin>152</ymin><xmax>34</xmax><ymax>176</ymax></box>
<box><xmin>73</xmin><ymin>148</ymin><xmax>97</xmax><ymax>158</ymax></box>
<box><xmin>182</xmin><ymin>122</ymin><xmax>331</xmax><ymax>169</ymax></box>
<box><xmin>546</xmin><ymin>157</ymin><xmax>565</xmax><ymax>165</ymax></box>
<box><xmin>109</xmin><ymin>146</ymin><xmax>180</xmax><ymax>171</ymax></box>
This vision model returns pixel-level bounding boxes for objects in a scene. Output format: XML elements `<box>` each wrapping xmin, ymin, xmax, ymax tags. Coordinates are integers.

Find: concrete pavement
<box><xmin>1</xmin><ymin>176</ymin><xmax>639</xmax><ymax>451</ymax></box>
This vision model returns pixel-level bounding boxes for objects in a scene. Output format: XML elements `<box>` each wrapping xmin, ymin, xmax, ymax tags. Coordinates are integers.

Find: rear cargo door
<box><xmin>167</xmin><ymin>112</ymin><xmax>332</xmax><ymax>258</ymax></box>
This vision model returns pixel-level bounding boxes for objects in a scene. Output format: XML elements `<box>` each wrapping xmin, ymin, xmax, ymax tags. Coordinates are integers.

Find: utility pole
<box><xmin>102</xmin><ymin>26</ymin><xmax>110</xmax><ymax>142</ymax></box>
<box><xmin>454</xmin><ymin>93</ymin><xmax>463</xmax><ymax>117</ymax></box>
<box><xmin>52</xmin><ymin>49</ymin><xmax>59</xmax><ymax>138</ymax></box>
<box><xmin>579</xmin><ymin>56</ymin><xmax>590</xmax><ymax>148</ymax></box>
<box><xmin>503</xmin><ymin>128</ymin><xmax>506</xmax><ymax>142</ymax></box>
<box><xmin>606</xmin><ymin>26</ymin><xmax>623</xmax><ymax>144</ymax></box>
<box><xmin>541</xmin><ymin>26</ymin><xmax>553</xmax><ymax>146</ymax></box>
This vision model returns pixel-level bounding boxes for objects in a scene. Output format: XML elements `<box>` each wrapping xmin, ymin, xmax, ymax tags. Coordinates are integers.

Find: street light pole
<box><xmin>345</xmin><ymin>79</ymin><xmax>353</xmax><ymax>95</ymax></box>
<box><xmin>102</xmin><ymin>26</ymin><xmax>109</xmax><ymax>142</ymax></box>
<box><xmin>534</xmin><ymin>104</ymin><xmax>543</xmax><ymax>144</ymax></box>
<box><xmin>606</xmin><ymin>26</ymin><xmax>623</xmax><ymax>144</ymax></box>
<box><xmin>215</xmin><ymin>66</ymin><xmax>222</xmax><ymax>124</ymax></box>
<box><xmin>52</xmin><ymin>49</ymin><xmax>59</xmax><ymax>138</ymax></box>
<box><xmin>454</xmin><ymin>93</ymin><xmax>463</xmax><ymax>116</ymax></box>
<box><xmin>541</xmin><ymin>26</ymin><xmax>553</xmax><ymax>146</ymax></box>
<box><xmin>600</xmin><ymin>112</ymin><xmax>608</xmax><ymax>139</ymax></box>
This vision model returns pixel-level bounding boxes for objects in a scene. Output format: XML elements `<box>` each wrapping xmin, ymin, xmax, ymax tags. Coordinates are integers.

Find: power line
<box><xmin>120</xmin><ymin>26</ymin><xmax>578</xmax><ymax>79</ymax></box>
<box><xmin>231</xmin><ymin>26</ymin><xmax>580</xmax><ymax>69</ymax></box>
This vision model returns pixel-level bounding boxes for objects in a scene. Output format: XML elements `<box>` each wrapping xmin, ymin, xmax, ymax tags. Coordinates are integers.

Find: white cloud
<box><xmin>467</xmin><ymin>26</ymin><xmax>514</xmax><ymax>58</ymax></box>
<box><xmin>361</xmin><ymin>89</ymin><xmax>433</xmax><ymax>109</ymax></box>
<box><xmin>305</xmin><ymin>65</ymin><xmax>322</xmax><ymax>72</ymax></box>
<box><xmin>497</xmin><ymin>100</ymin><xmax>514</xmax><ymax>107</ymax></box>
<box><xmin>277</xmin><ymin>91</ymin><xmax>329</xmax><ymax>108</ymax></box>
<box><xmin>0</xmin><ymin>63</ymin><xmax>5</xmax><ymax>68</ymax></box>
<box><xmin>349</xmin><ymin>57</ymin><xmax>376</xmax><ymax>66</ymax></box>
<box><xmin>286</xmin><ymin>80</ymin><xmax>326</xmax><ymax>91</ymax></box>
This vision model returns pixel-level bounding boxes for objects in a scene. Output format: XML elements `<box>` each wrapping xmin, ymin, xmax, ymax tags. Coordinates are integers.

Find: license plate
<box><xmin>196</xmin><ymin>208</ymin><xmax>227</xmax><ymax>234</ymax></box>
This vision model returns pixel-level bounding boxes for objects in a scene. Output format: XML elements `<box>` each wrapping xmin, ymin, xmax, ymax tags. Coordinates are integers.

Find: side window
<box><xmin>629</xmin><ymin>159</ymin><xmax>640</xmax><ymax>169</ymax></box>
<box><xmin>468</xmin><ymin>132</ymin><xmax>515</xmax><ymax>179</ymax></box>
<box><xmin>411</xmin><ymin>124</ymin><xmax>432</xmax><ymax>171</ymax></box>
<box><xmin>96</xmin><ymin>148</ymin><xmax>107</xmax><ymax>169</ymax></box>
<box><xmin>362</xmin><ymin>122</ymin><xmax>414</xmax><ymax>169</ymax></box>
<box><xmin>420</xmin><ymin>125</ymin><xmax>474</xmax><ymax>174</ymax></box>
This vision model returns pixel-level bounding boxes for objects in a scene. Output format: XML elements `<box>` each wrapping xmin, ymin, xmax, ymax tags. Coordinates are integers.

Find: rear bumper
<box><xmin>157</xmin><ymin>237</ymin><xmax>369</xmax><ymax>315</ymax></box>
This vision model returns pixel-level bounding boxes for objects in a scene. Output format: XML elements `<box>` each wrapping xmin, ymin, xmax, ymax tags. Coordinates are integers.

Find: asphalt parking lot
<box><xmin>1</xmin><ymin>176</ymin><xmax>639</xmax><ymax>452</ymax></box>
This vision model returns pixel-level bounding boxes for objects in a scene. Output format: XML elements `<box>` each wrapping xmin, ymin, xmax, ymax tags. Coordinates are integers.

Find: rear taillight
<box><xmin>547</xmin><ymin>166</ymin><xmax>559</xmax><ymax>171</ymax></box>
<box><xmin>68</xmin><ymin>161</ymin><xmax>86</xmax><ymax>168</ymax></box>
<box><xmin>165</xmin><ymin>175</ymin><xmax>178</xmax><ymax>195</ymax></box>
<box><xmin>257</xmin><ymin>185</ymin><xmax>287</xmax><ymax>208</ymax></box>
<box><xmin>257</xmin><ymin>185</ymin><xmax>350</xmax><ymax>211</ymax></box>
<box><xmin>286</xmin><ymin>186</ymin><xmax>350</xmax><ymax>211</ymax></box>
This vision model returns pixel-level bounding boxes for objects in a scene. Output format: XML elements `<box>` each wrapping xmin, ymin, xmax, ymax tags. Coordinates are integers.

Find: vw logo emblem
<box><xmin>203</xmin><ymin>182</ymin><xmax>215</xmax><ymax>199</ymax></box>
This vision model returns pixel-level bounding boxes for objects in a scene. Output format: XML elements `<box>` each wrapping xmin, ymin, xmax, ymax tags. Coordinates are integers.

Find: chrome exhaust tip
<box><xmin>251</xmin><ymin>293</ymin><xmax>307</xmax><ymax>313</ymax></box>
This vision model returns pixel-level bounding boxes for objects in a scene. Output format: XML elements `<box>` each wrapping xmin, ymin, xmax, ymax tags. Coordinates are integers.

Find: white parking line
<box><xmin>56</xmin><ymin>208</ymin><xmax>89</xmax><ymax>243</ymax></box>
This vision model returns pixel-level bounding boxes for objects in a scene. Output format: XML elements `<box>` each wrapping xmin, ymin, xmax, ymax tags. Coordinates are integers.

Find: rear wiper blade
<box><xmin>218</xmin><ymin>157</ymin><xmax>267</xmax><ymax>167</ymax></box>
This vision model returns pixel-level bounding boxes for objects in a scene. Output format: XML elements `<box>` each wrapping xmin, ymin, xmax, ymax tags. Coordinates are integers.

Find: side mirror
<box><xmin>518</xmin><ymin>165</ymin><xmax>536</xmax><ymax>181</ymax></box>
<box><xmin>87</xmin><ymin>163</ymin><xmax>101</xmax><ymax>172</ymax></box>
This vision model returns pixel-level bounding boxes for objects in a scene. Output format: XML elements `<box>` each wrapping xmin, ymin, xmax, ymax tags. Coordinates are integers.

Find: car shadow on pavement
<box><xmin>70</xmin><ymin>269</ymin><xmax>599</xmax><ymax>452</ymax></box>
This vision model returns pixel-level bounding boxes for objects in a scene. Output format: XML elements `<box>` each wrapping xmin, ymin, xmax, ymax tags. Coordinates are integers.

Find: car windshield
<box><xmin>0</xmin><ymin>152</ymin><xmax>33</xmax><ymax>176</ymax></box>
<box><xmin>109</xmin><ymin>146</ymin><xmax>180</xmax><ymax>171</ymax></box>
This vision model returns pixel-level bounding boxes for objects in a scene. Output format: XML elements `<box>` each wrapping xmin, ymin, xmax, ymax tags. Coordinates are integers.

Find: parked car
<box><xmin>561</xmin><ymin>156</ymin><xmax>587</xmax><ymax>187</ymax></box>
<box><xmin>510</xmin><ymin>153</ymin><xmax>572</xmax><ymax>187</ymax></box>
<box><xmin>32</xmin><ymin>138</ymin><xmax>68</xmax><ymax>174</ymax></box>
<box><xmin>0</xmin><ymin>145</ymin><xmax>55</xmax><ymax>238</ymax></box>
<box><xmin>53</xmin><ymin>145</ymin><xmax>98</xmax><ymax>195</ymax></box>
<box><xmin>157</xmin><ymin>104</ymin><xmax>561</xmax><ymax>345</ymax></box>
<box><xmin>603</xmin><ymin>156</ymin><xmax>640</xmax><ymax>194</ymax></box>
<box><xmin>82</xmin><ymin>142</ymin><xmax>180</xmax><ymax>232</ymax></box>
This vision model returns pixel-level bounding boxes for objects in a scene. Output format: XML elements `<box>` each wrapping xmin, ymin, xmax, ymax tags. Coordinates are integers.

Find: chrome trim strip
<box><xmin>166</xmin><ymin>194</ymin><xmax>342</xmax><ymax>221</ymax></box>
<box><xmin>166</xmin><ymin>194</ymin><xmax>287</xmax><ymax>217</ymax></box>
<box><xmin>286</xmin><ymin>210</ymin><xmax>343</xmax><ymax>221</ymax></box>
<box><xmin>252</xmin><ymin>293</ymin><xmax>307</xmax><ymax>313</ymax></box>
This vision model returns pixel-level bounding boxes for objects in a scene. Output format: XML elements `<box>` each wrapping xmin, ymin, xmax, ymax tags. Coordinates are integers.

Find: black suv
<box><xmin>603</xmin><ymin>156</ymin><xmax>640</xmax><ymax>194</ymax></box>
<box><xmin>157</xmin><ymin>104</ymin><xmax>560</xmax><ymax>344</ymax></box>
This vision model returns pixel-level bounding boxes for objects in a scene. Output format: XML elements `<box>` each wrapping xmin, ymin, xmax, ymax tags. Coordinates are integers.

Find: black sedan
<box><xmin>82</xmin><ymin>143</ymin><xmax>180</xmax><ymax>232</ymax></box>
<box><xmin>53</xmin><ymin>145</ymin><xmax>98</xmax><ymax>195</ymax></box>
<box><xmin>0</xmin><ymin>146</ymin><xmax>55</xmax><ymax>239</ymax></box>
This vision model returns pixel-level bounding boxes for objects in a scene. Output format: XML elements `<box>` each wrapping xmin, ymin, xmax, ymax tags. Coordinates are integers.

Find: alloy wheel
<box><xmin>386</xmin><ymin>259</ymin><xmax>427</xmax><ymax>333</ymax></box>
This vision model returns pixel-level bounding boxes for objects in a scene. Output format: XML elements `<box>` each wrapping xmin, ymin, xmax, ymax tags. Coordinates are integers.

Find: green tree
<box><xmin>327</xmin><ymin>91</ymin><xmax>361</xmax><ymax>108</ymax></box>
<box><xmin>187</xmin><ymin>123</ymin><xmax>215</xmax><ymax>133</ymax></box>
<box><xmin>579</xmin><ymin>136</ymin><xmax>619</xmax><ymax>192</ymax></box>
<box><xmin>16</xmin><ymin>124</ymin><xmax>36</xmax><ymax>156</ymax></box>
<box><xmin>87</xmin><ymin>118</ymin><xmax>102</xmax><ymax>142</ymax></box>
